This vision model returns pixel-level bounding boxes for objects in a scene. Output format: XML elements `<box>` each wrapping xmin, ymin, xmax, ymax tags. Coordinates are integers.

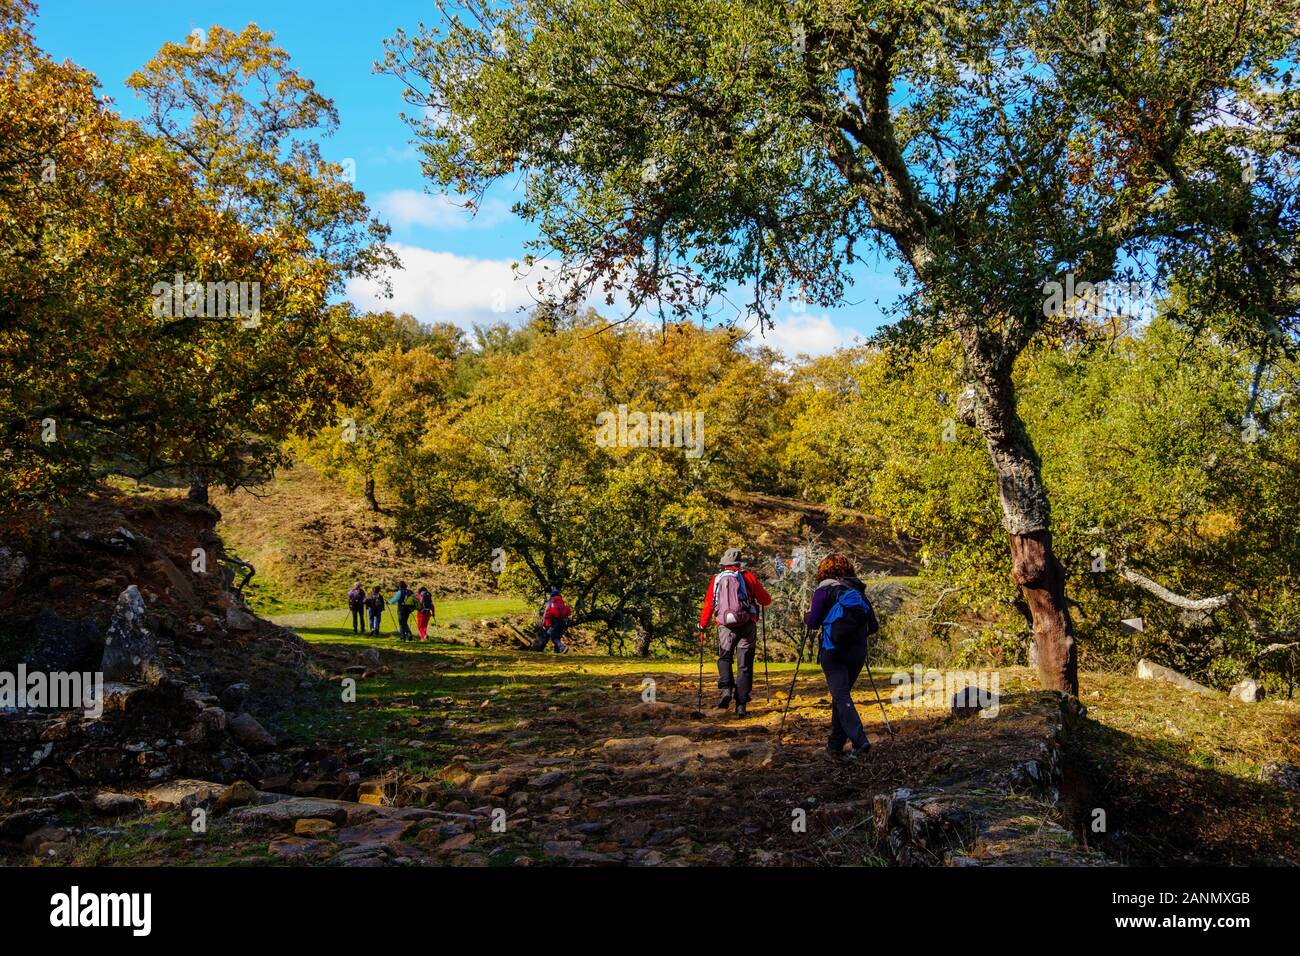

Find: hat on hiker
<box><xmin>547</xmin><ymin>587</ymin><xmax>561</xmax><ymax>597</ymax></box>
<box><xmin>719</xmin><ymin>547</ymin><xmax>743</xmax><ymax>567</ymax></box>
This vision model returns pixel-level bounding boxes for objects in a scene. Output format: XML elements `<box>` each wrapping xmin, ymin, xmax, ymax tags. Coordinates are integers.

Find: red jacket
<box><xmin>699</xmin><ymin>567</ymin><xmax>772</xmax><ymax>629</ymax></box>
<box><xmin>542</xmin><ymin>595</ymin><xmax>572</xmax><ymax>629</ymax></box>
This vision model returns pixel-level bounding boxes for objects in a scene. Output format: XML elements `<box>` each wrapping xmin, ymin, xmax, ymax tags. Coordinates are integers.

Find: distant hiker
<box><xmin>531</xmin><ymin>588</ymin><xmax>572</xmax><ymax>652</ymax></box>
<box><xmin>388</xmin><ymin>581</ymin><xmax>416</xmax><ymax>641</ymax></box>
<box><xmin>698</xmin><ymin>547</ymin><xmax>772</xmax><ymax>717</ymax></box>
<box><xmin>365</xmin><ymin>586</ymin><xmax>385</xmax><ymax>636</ymax></box>
<box><xmin>805</xmin><ymin>553</ymin><xmax>879</xmax><ymax>759</ymax></box>
<box><xmin>415</xmin><ymin>586</ymin><xmax>435</xmax><ymax>642</ymax></box>
<box><xmin>347</xmin><ymin>581</ymin><xmax>366</xmax><ymax>634</ymax></box>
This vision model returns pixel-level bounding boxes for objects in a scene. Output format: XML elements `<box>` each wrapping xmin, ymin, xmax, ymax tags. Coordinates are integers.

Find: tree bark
<box><xmin>364</xmin><ymin>476</ymin><xmax>379</xmax><ymax>512</ymax></box>
<box><xmin>187</xmin><ymin>472</ymin><xmax>209</xmax><ymax>505</ymax></box>
<box><xmin>957</xmin><ymin>333</ymin><xmax>1078</xmax><ymax>694</ymax></box>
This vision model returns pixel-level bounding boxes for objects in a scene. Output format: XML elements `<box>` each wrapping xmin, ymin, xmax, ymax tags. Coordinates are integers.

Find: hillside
<box><xmin>210</xmin><ymin>461</ymin><xmax>492</xmax><ymax>615</ymax></box>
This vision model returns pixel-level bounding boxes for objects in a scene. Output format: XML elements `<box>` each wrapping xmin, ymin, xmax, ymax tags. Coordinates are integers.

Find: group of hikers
<box><xmin>343</xmin><ymin>545</ymin><xmax>880</xmax><ymax>758</ymax></box>
<box><xmin>347</xmin><ymin>581</ymin><xmax>437</xmax><ymax>641</ymax></box>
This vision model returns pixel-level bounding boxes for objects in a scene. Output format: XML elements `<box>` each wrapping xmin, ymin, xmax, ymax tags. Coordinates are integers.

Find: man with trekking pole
<box><xmin>697</xmin><ymin>547</ymin><xmax>772</xmax><ymax>718</ymax></box>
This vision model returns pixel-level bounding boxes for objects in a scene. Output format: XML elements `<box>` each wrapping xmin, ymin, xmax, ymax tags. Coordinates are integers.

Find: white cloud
<box><xmin>346</xmin><ymin>243</ymin><xmax>551</xmax><ymax>327</ymax></box>
<box><xmin>375</xmin><ymin>189</ymin><xmax>511</xmax><ymax>230</ymax></box>
<box><xmin>759</xmin><ymin>313</ymin><xmax>860</xmax><ymax>357</ymax></box>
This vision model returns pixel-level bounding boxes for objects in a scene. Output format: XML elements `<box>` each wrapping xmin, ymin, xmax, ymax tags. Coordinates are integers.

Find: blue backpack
<box><xmin>821</xmin><ymin>583</ymin><xmax>878</xmax><ymax>651</ymax></box>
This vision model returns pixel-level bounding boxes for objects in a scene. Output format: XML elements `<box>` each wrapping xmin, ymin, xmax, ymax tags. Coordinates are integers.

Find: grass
<box><xmin>270</xmin><ymin>595</ymin><xmax>531</xmax><ymax>642</ymax></box>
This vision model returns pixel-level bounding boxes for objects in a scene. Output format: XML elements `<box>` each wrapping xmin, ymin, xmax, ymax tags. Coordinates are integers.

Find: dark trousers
<box><xmin>820</xmin><ymin>640</ymin><xmax>869</xmax><ymax>751</ymax></box>
<box><xmin>716</xmin><ymin>620</ymin><xmax>757</xmax><ymax>704</ymax></box>
<box><xmin>367</xmin><ymin>607</ymin><xmax>381</xmax><ymax>634</ymax></box>
<box><xmin>397</xmin><ymin>606</ymin><xmax>414</xmax><ymax>639</ymax></box>
<box><xmin>350</xmin><ymin>605</ymin><xmax>365</xmax><ymax>633</ymax></box>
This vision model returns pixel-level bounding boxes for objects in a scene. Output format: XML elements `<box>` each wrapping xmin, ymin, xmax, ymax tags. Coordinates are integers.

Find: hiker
<box><xmin>531</xmin><ymin>587</ymin><xmax>571</xmax><ymax>653</ymax></box>
<box><xmin>804</xmin><ymin>553</ymin><xmax>879</xmax><ymax>759</ymax></box>
<box><xmin>388</xmin><ymin>581</ymin><xmax>417</xmax><ymax>641</ymax></box>
<box><xmin>347</xmin><ymin>581</ymin><xmax>367</xmax><ymax>634</ymax></box>
<box><xmin>415</xmin><ymin>586</ymin><xmax>435</xmax><ymax>642</ymax></box>
<box><xmin>364</xmin><ymin>586</ymin><xmax>385</xmax><ymax>636</ymax></box>
<box><xmin>698</xmin><ymin>547</ymin><xmax>772</xmax><ymax>717</ymax></box>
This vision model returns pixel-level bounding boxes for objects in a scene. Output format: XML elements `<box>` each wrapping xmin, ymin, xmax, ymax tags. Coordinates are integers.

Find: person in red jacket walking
<box><xmin>698</xmin><ymin>547</ymin><xmax>772</xmax><ymax>717</ymax></box>
<box><xmin>531</xmin><ymin>587</ymin><xmax>572</xmax><ymax>653</ymax></box>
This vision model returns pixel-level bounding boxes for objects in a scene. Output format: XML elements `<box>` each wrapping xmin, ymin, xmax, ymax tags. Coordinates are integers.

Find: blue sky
<box><xmin>32</xmin><ymin>0</ymin><xmax>902</xmax><ymax>354</ymax></box>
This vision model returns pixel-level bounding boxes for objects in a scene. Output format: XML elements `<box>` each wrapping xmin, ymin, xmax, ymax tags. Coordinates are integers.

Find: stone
<box><xmin>268</xmin><ymin>837</ymin><xmax>327</xmax><ymax>860</ymax></box>
<box><xmin>100</xmin><ymin>586</ymin><xmax>163</xmax><ymax>684</ymax></box>
<box><xmin>0</xmin><ymin>810</ymin><xmax>52</xmax><ymax>838</ymax></box>
<box><xmin>225</xmin><ymin>606</ymin><xmax>256</xmax><ymax>632</ymax></box>
<box><xmin>1135</xmin><ymin>659</ymin><xmax>1216</xmax><ymax>696</ymax></box>
<box><xmin>21</xmin><ymin>827</ymin><xmax>68</xmax><ymax>853</ymax></box>
<box><xmin>27</xmin><ymin>609</ymin><xmax>99</xmax><ymax>672</ymax></box>
<box><xmin>335</xmin><ymin>818</ymin><xmax>416</xmax><ymax>847</ymax></box>
<box><xmin>294</xmin><ymin>818</ymin><xmax>338</xmax><ymax>836</ymax></box>
<box><xmin>951</xmin><ymin>687</ymin><xmax>1000</xmax><ymax>718</ymax></box>
<box><xmin>91</xmin><ymin>791</ymin><xmax>143</xmax><ymax>816</ymax></box>
<box><xmin>528</xmin><ymin>771</ymin><xmax>566</xmax><ymax>790</ymax></box>
<box><xmin>437</xmin><ymin>832</ymin><xmax>475</xmax><ymax>852</ymax></box>
<box><xmin>227</xmin><ymin>712</ymin><xmax>276</xmax><ymax>754</ymax></box>
<box><xmin>1228</xmin><ymin>679</ymin><xmax>1263</xmax><ymax>703</ymax></box>
<box><xmin>0</xmin><ymin>545</ymin><xmax>29</xmax><ymax>590</ymax></box>
<box><xmin>1261</xmin><ymin>761</ymin><xmax>1300</xmax><ymax>792</ymax></box>
<box><xmin>228</xmin><ymin>798</ymin><xmax>350</xmax><ymax>830</ymax></box>
<box><xmin>144</xmin><ymin>779</ymin><xmax>222</xmax><ymax>811</ymax></box>
<box><xmin>220</xmin><ymin>682</ymin><xmax>250</xmax><ymax>712</ymax></box>
<box><xmin>214</xmin><ymin>780</ymin><xmax>259</xmax><ymax>812</ymax></box>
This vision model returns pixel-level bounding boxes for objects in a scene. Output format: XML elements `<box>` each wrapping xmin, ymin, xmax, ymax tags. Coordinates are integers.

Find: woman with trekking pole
<box><xmin>803</xmin><ymin>553</ymin><xmax>888</xmax><ymax>759</ymax></box>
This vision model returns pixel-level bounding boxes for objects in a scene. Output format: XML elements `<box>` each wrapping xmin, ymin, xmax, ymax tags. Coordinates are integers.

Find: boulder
<box><xmin>227</xmin><ymin>798</ymin><xmax>350</xmax><ymax>830</ymax></box>
<box><xmin>214</xmin><ymin>780</ymin><xmax>260</xmax><ymax>812</ymax></box>
<box><xmin>0</xmin><ymin>545</ymin><xmax>29</xmax><ymax>590</ymax></box>
<box><xmin>27</xmin><ymin>609</ymin><xmax>99</xmax><ymax>672</ymax></box>
<box><xmin>1228</xmin><ymin>679</ymin><xmax>1263</xmax><ymax>703</ymax></box>
<box><xmin>100</xmin><ymin>586</ymin><xmax>163</xmax><ymax>684</ymax></box>
<box><xmin>91</xmin><ymin>791</ymin><xmax>143</xmax><ymax>816</ymax></box>
<box><xmin>1135</xmin><ymin>659</ymin><xmax>1216</xmax><ymax>696</ymax></box>
<box><xmin>227</xmin><ymin>713</ymin><xmax>276</xmax><ymax>754</ymax></box>
<box><xmin>143</xmin><ymin>779</ymin><xmax>222</xmax><ymax>811</ymax></box>
<box><xmin>1261</xmin><ymin>761</ymin><xmax>1300</xmax><ymax>793</ymax></box>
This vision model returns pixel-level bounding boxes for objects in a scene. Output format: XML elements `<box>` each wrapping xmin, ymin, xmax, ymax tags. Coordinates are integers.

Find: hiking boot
<box><xmin>716</xmin><ymin>690</ymin><xmax>733</xmax><ymax>709</ymax></box>
<box><xmin>735</xmin><ymin>703</ymin><xmax>748</xmax><ymax>717</ymax></box>
<box><xmin>846</xmin><ymin>741</ymin><xmax>872</xmax><ymax>760</ymax></box>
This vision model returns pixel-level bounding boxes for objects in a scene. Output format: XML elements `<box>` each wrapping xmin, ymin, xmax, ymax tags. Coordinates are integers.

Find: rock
<box><xmin>91</xmin><ymin>791</ymin><xmax>143</xmax><ymax>816</ymax></box>
<box><xmin>0</xmin><ymin>545</ymin><xmax>29</xmax><ymax>590</ymax></box>
<box><xmin>227</xmin><ymin>712</ymin><xmax>276</xmax><ymax>754</ymax></box>
<box><xmin>228</xmin><ymin>798</ymin><xmax>350</xmax><ymax>830</ymax></box>
<box><xmin>22</xmin><ymin>827</ymin><xmax>68</xmax><ymax>853</ymax></box>
<box><xmin>225</xmin><ymin>606</ymin><xmax>256</xmax><ymax>632</ymax></box>
<box><xmin>215</xmin><ymin>780</ymin><xmax>260</xmax><ymax>812</ymax></box>
<box><xmin>144</xmin><ymin>779</ymin><xmax>222</xmax><ymax>811</ymax></box>
<box><xmin>1135</xmin><ymin>659</ymin><xmax>1216</xmax><ymax>696</ymax></box>
<box><xmin>268</xmin><ymin>837</ymin><xmax>327</xmax><ymax>860</ymax></box>
<box><xmin>28</xmin><ymin>609</ymin><xmax>99</xmax><ymax>672</ymax></box>
<box><xmin>528</xmin><ymin>771</ymin><xmax>566</xmax><ymax>790</ymax></box>
<box><xmin>951</xmin><ymin>687</ymin><xmax>1000</xmax><ymax>718</ymax></box>
<box><xmin>294</xmin><ymin>818</ymin><xmax>338</xmax><ymax>836</ymax></box>
<box><xmin>1228</xmin><ymin>679</ymin><xmax>1263</xmax><ymax>703</ymax></box>
<box><xmin>100</xmin><ymin>586</ymin><xmax>164</xmax><ymax>684</ymax></box>
<box><xmin>335</xmin><ymin>818</ymin><xmax>416</xmax><ymax>847</ymax></box>
<box><xmin>1261</xmin><ymin>762</ymin><xmax>1300</xmax><ymax>792</ymax></box>
<box><xmin>220</xmin><ymin>682</ymin><xmax>250</xmax><ymax>712</ymax></box>
<box><xmin>0</xmin><ymin>810</ymin><xmax>52</xmax><ymax>838</ymax></box>
<box><xmin>437</xmin><ymin>832</ymin><xmax>475</xmax><ymax>852</ymax></box>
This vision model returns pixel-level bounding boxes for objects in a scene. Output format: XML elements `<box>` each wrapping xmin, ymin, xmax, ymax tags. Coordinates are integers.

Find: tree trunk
<box><xmin>364</xmin><ymin>476</ymin><xmax>379</xmax><ymax>512</ymax></box>
<box><xmin>958</xmin><ymin>336</ymin><xmax>1079</xmax><ymax>695</ymax></box>
<box><xmin>187</xmin><ymin>472</ymin><xmax>209</xmax><ymax>505</ymax></box>
<box><xmin>634</xmin><ymin>616</ymin><xmax>653</xmax><ymax>657</ymax></box>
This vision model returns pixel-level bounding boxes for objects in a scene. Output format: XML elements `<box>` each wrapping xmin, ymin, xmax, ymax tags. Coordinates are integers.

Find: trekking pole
<box><xmin>385</xmin><ymin>604</ymin><xmax>398</xmax><ymax>640</ymax></box>
<box><xmin>696</xmin><ymin>627</ymin><xmax>705</xmax><ymax>711</ymax></box>
<box><xmin>777</xmin><ymin>625</ymin><xmax>812</xmax><ymax>746</ymax></box>
<box><xmin>760</xmin><ymin>605</ymin><xmax>770</xmax><ymax>698</ymax></box>
<box><xmin>862</xmin><ymin>639</ymin><xmax>895</xmax><ymax>738</ymax></box>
